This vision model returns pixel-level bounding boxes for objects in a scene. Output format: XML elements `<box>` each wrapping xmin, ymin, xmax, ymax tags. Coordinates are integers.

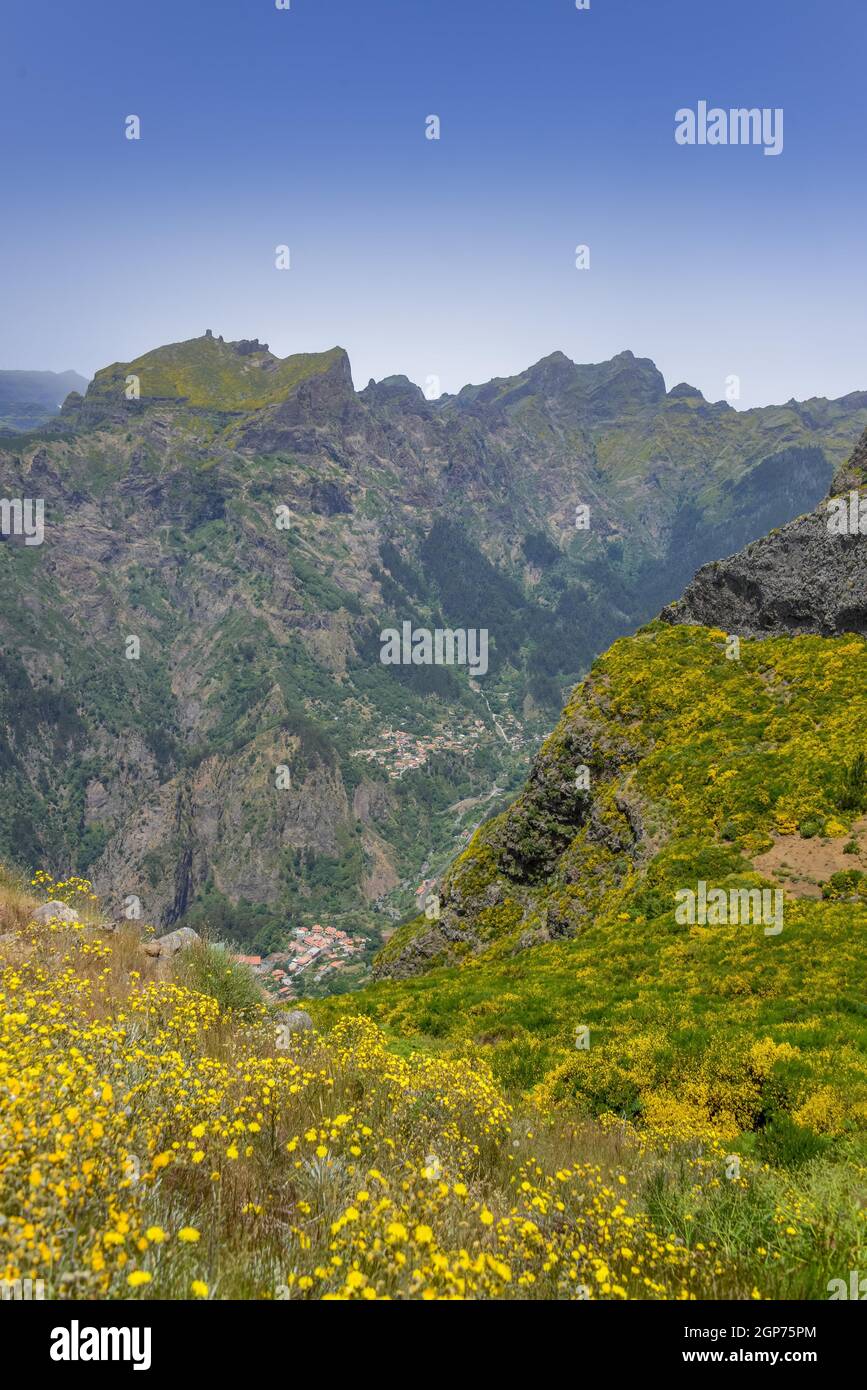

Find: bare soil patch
<box><xmin>752</xmin><ymin>817</ymin><xmax>867</xmax><ymax>898</ymax></box>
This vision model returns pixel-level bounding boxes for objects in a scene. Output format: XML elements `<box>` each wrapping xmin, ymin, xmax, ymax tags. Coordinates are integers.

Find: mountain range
<box><xmin>1</xmin><ymin>331</ymin><xmax>865</xmax><ymax>975</ymax></box>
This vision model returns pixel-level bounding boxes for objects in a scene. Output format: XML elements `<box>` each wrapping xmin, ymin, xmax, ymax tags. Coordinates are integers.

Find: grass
<box><xmin>312</xmin><ymin>628</ymin><xmax>867</xmax><ymax>1135</ymax></box>
<box><xmin>175</xmin><ymin>942</ymin><xmax>263</xmax><ymax>1018</ymax></box>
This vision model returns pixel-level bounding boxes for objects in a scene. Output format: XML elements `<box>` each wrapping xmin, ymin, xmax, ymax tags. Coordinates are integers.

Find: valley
<box><xmin>1</xmin><ymin>332</ymin><xmax>865</xmax><ymax>975</ymax></box>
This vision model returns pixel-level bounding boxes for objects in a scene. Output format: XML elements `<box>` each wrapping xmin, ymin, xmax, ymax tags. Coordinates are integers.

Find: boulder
<box><xmin>142</xmin><ymin>926</ymin><xmax>200</xmax><ymax>959</ymax></box>
<box><xmin>275</xmin><ymin>1009</ymin><xmax>313</xmax><ymax>1034</ymax></box>
<box><xmin>32</xmin><ymin>900</ymin><xmax>79</xmax><ymax>926</ymax></box>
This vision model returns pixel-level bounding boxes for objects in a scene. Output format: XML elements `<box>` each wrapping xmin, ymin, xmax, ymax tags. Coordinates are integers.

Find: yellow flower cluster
<box><xmin>0</xmin><ymin>937</ymin><xmax>721</xmax><ymax>1300</ymax></box>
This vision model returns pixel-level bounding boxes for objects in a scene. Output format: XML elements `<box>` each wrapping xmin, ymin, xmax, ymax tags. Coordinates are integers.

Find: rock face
<box><xmin>375</xmin><ymin>676</ymin><xmax>652</xmax><ymax>979</ymax></box>
<box><xmin>663</xmin><ymin>425</ymin><xmax>867</xmax><ymax>638</ymax></box>
<box><xmin>372</xmin><ymin>922</ymin><xmax>451</xmax><ymax>980</ymax></box>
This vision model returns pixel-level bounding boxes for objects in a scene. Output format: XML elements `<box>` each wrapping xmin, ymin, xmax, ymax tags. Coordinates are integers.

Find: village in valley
<box><xmin>354</xmin><ymin>721</ymin><xmax>487</xmax><ymax>777</ymax></box>
<box><xmin>227</xmin><ymin>708</ymin><xmax>531</xmax><ymax>1001</ymax></box>
<box><xmin>233</xmin><ymin>872</ymin><xmax>449</xmax><ymax>1002</ymax></box>
<box><xmin>354</xmin><ymin>714</ymin><xmax>524</xmax><ymax>779</ymax></box>
<box><xmin>236</xmin><ymin>921</ymin><xmax>370</xmax><ymax>1001</ymax></box>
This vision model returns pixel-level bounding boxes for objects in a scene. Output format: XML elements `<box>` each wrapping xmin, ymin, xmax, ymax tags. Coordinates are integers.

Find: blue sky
<box><xmin>1</xmin><ymin>0</ymin><xmax>865</xmax><ymax>407</ymax></box>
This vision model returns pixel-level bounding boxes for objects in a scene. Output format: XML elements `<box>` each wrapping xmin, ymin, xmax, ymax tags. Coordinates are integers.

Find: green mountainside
<box><xmin>2</xmin><ymin>352</ymin><xmax>866</xmax><ymax>1306</ymax></box>
<box><xmin>87</xmin><ymin>334</ymin><xmax>345</xmax><ymax>412</ymax></box>
<box><xmin>314</xmin><ymin>431</ymin><xmax>867</xmax><ymax>1149</ymax></box>
<box><xmin>348</xmin><ymin>622</ymin><xmax>866</xmax><ymax>1117</ymax></box>
<box><xmin>1</xmin><ymin>332</ymin><xmax>865</xmax><ymax>977</ymax></box>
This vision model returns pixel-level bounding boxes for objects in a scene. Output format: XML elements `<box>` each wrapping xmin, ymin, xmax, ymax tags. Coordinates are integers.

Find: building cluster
<box><xmin>235</xmin><ymin>923</ymin><xmax>366</xmax><ymax>1000</ymax></box>
<box><xmin>355</xmin><ymin>721</ymin><xmax>489</xmax><ymax>778</ymax></box>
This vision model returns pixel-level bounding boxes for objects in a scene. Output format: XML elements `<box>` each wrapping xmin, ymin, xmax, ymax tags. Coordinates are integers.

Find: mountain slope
<box><xmin>317</xmin><ymin>426</ymin><xmax>867</xmax><ymax>1144</ymax></box>
<box><xmin>318</xmin><ymin>622</ymin><xmax>867</xmax><ymax>1131</ymax></box>
<box><xmin>7</xmin><ymin>868</ymin><xmax>860</xmax><ymax>1301</ymax></box>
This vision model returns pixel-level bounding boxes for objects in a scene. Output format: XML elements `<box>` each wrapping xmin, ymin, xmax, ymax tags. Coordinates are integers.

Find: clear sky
<box><xmin>2</xmin><ymin>0</ymin><xmax>865</xmax><ymax>407</ymax></box>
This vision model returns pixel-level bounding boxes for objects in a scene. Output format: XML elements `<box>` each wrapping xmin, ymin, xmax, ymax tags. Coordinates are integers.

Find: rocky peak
<box><xmin>230</xmin><ymin>338</ymin><xmax>270</xmax><ymax>357</ymax></box>
<box><xmin>581</xmin><ymin>350</ymin><xmax>667</xmax><ymax>414</ymax></box>
<box><xmin>359</xmin><ymin>375</ymin><xmax>429</xmax><ymax>411</ymax></box>
<box><xmin>668</xmin><ymin>382</ymin><xmax>705</xmax><ymax>400</ymax></box>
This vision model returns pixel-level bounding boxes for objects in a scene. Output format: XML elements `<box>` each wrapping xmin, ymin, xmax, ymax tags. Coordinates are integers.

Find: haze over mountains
<box><xmin>1</xmin><ymin>330</ymin><xmax>865</xmax><ymax>972</ymax></box>
<box><xmin>0</xmin><ymin>369</ymin><xmax>88</xmax><ymax>432</ymax></box>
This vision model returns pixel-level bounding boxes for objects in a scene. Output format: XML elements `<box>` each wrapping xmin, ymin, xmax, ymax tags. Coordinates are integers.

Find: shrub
<box><xmin>839</xmin><ymin>752</ymin><xmax>867</xmax><ymax>813</ymax></box>
<box><xmin>755</xmin><ymin>1113</ymin><xmax>829</xmax><ymax>1169</ymax></box>
<box><xmin>174</xmin><ymin>942</ymin><xmax>263</xmax><ymax>1018</ymax></box>
<box><xmin>799</xmin><ymin>818</ymin><xmax>823</xmax><ymax>839</ymax></box>
<box><xmin>821</xmin><ymin>869</ymin><xmax>867</xmax><ymax>901</ymax></box>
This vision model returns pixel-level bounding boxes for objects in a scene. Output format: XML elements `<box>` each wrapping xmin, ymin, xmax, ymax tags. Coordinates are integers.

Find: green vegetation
<box><xmin>2</xmin><ymin>331</ymin><xmax>866</xmax><ymax>972</ymax></box>
<box><xmin>174</xmin><ymin>941</ymin><xmax>263</xmax><ymax>1018</ymax></box>
<box><xmin>312</xmin><ymin>625</ymin><xmax>867</xmax><ymax>1151</ymax></box>
<box><xmin>840</xmin><ymin>751</ymin><xmax>867</xmax><ymax>812</ymax></box>
<box><xmin>89</xmin><ymin>336</ymin><xmax>346</xmax><ymax>411</ymax></box>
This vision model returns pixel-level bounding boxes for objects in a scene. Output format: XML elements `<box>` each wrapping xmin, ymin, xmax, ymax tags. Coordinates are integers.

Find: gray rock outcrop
<box><xmin>662</xmin><ymin>426</ymin><xmax>867</xmax><ymax>637</ymax></box>
<box><xmin>142</xmin><ymin>925</ymin><xmax>201</xmax><ymax>958</ymax></box>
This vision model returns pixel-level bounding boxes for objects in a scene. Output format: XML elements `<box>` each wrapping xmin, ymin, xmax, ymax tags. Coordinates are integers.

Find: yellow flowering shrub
<box><xmin>0</xmin><ymin>909</ymin><xmax>735</xmax><ymax>1301</ymax></box>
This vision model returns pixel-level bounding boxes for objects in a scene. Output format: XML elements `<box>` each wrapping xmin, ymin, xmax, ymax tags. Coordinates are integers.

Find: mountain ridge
<box><xmin>47</xmin><ymin>331</ymin><xmax>867</xmax><ymax>428</ymax></box>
